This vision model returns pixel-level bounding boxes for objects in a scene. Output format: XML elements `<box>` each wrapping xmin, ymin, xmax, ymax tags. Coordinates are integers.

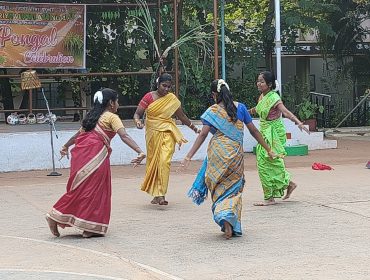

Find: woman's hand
<box><xmin>60</xmin><ymin>145</ymin><xmax>69</xmax><ymax>159</ymax></box>
<box><xmin>188</xmin><ymin>122</ymin><xmax>201</xmax><ymax>134</ymax></box>
<box><xmin>135</xmin><ymin>119</ymin><xmax>144</xmax><ymax>129</ymax></box>
<box><xmin>131</xmin><ymin>153</ymin><xmax>146</xmax><ymax>167</ymax></box>
<box><xmin>267</xmin><ymin>150</ymin><xmax>277</xmax><ymax>160</ymax></box>
<box><xmin>177</xmin><ymin>157</ymin><xmax>191</xmax><ymax>172</ymax></box>
<box><xmin>249</xmin><ymin>107</ymin><xmax>257</xmax><ymax>115</ymax></box>
<box><xmin>298</xmin><ymin>123</ymin><xmax>310</xmax><ymax>134</ymax></box>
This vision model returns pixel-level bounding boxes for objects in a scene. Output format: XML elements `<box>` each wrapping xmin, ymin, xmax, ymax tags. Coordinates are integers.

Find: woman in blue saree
<box><xmin>181</xmin><ymin>79</ymin><xmax>275</xmax><ymax>239</ymax></box>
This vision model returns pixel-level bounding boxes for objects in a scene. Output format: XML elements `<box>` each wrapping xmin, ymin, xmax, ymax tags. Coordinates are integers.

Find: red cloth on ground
<box><xmin>366</xmin><ymin>161</ymin><xmax>370</xmax><ymax>169</ymax></box>
<box><xmin>312</xmin><ymin>162</ymin><xmax>333</xmax><ymax>170</ymax></box>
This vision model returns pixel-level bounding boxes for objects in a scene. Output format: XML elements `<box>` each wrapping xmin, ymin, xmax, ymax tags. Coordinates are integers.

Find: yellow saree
<box><xmin>141</xmin><ymin>93</ymin><xmax>187</xmax><ymax>196</ymax></box>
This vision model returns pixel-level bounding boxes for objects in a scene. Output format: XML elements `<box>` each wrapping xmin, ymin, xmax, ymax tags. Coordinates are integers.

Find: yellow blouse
<box><xmin>98</xmin><ymin>111</ymin><xmax>124</xmax><ymax>132</ymax></box>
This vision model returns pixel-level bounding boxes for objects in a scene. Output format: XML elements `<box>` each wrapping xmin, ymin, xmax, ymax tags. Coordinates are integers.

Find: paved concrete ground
<box><xmin>0</xmin><ymin>138</ymin><xmax>369</xmax><ymax>280</ymax></box>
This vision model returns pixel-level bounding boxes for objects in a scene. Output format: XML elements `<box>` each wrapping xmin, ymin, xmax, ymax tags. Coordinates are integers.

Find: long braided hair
<box><xmin>82</xmin><ymin>88</ymin><xmax>118</xmax><ymax>131</ymax></box>
<box><xmin>211</xmin><ymin>79</ymin><xmax>237</xmax><ymax>122</ymax></box>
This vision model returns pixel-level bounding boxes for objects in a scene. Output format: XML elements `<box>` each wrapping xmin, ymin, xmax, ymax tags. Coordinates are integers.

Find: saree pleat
<box><xmin>188</xmin><ymin>104</ymin><xmax>244</xmax><ymax>236</ymax></box>
<box><xmin>256</xmin><ymin>91</ymin><xmax>290</xmax><ymax>200</ymax></box>
<box><xmin>141</xmin><ymin>93</ymin><xmax>187</xmax><ymax>197</ymax></box>
<box><xmin>47</xmin><ymin>124</ymin><xmax>114</xmax><ymax>234</ymax></box>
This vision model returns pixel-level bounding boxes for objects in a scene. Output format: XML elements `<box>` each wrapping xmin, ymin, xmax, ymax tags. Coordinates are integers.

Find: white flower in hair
<box><xmin>94</xmin><ymin>90</ymin><xmax>103</xmax><ymax>104</ymax></box>
<box><xmin>216</xmin><ymin>79</ymin><xmax>230</xmax><ymax>92</ymax></box>
<box><xmin>274</xmin><ymin>80</ymin><xmax>280</xmax><ymax>91</ymax></box>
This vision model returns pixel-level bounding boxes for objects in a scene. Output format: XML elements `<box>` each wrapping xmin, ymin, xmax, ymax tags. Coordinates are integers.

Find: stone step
<box><xmin>253</xmin><ymin>144</ymin><xmax>309</xmax><ymax>156</ymax></box>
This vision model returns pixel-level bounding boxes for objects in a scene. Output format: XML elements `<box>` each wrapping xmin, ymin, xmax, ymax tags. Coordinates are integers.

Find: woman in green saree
<box><xmin>249</xmin><ymin>71</ymin><xmax>309</xmax><ymax>206</ymax></box>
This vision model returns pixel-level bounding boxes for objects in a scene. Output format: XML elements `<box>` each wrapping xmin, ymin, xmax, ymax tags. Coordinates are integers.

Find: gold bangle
<box><xmin>138</xmin><ymin>152</ymin><xmax>145</xmax><ymax>157</ymax></box>
<box><xmin>184</xmin><ymin>156</ymin><xmax>191</xmax><ymax>161</ymax></box>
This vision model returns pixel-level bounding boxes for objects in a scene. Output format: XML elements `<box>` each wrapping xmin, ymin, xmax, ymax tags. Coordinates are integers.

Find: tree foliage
<box><xmin>2</xmin><ymin>0</ymin><xmax>369</xmax><ymax>121</ymax></box>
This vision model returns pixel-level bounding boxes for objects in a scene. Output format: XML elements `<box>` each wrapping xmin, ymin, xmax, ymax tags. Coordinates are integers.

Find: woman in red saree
<box><xmin>46</xmin><ymin>88</ymin><xmax>146</xmax><ymax>238</ymax></box>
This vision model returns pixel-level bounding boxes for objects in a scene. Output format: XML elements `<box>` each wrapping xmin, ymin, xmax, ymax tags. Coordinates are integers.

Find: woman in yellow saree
<box><xmin>133</xmin><ymin>73</ymin><xmax>200</xmax><ymax>205</ymax></box>
<box><xmin>180</xmin><ymin>79</ymin><xmax>275</xmax><ymax>239</ymax></box>
<box><xmin>249</xmin><ymin>71</ymin><xmax>309</xmax><ymax>206</ymax></box>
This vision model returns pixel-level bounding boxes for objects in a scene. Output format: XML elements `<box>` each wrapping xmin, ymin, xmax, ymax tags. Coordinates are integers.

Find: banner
<box><xmin>0</xmin><ymin>2</ymin><xmax>86</xmax><ymax>69</ymax></box>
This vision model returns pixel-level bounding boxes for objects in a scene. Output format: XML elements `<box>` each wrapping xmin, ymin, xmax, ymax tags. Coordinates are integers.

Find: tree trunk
<box><xmin>178</xmin><ymin>0</ymin><xmax>184</xmax><ymax>34</ymax></box>
<box><xmin>0</xmin><ymin>70</ymin><xmax>14</xmax><ymax>121</ymax></box>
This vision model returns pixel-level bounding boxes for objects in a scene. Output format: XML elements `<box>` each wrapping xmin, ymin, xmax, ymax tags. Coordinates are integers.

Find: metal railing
<box><xmin>310</xmin><ymin>92</ymin><xmax>332</xmax><ymax>128</ymax></box>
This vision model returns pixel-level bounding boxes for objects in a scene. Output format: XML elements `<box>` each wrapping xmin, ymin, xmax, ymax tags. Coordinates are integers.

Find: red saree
<box><xmin>47</xmin><ymin>124</ymin><xmax>115</xmax><ymax>235</ymax></box>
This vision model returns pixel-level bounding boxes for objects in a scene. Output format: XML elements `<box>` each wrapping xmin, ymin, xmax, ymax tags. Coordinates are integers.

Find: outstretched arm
<box><xmin>174</xmin><ymin>107</ymin><xmax>201</xmax><ymax>133</ymax></box>
<box><xmin>117</xmin><ymin>127</ymin><xmax>146</xmax><ymax>166</ymax></box>
<box><xmin>133</xmin><ymin>105</ymin><xmax>145</xmax><ymax>129</ymax></box>
<box><xmin>276</xmin><ymin>103</ymin><xmax>309</xmax><ymax>134</ymax></box>
<box><xmin>60</xmin><ymin>130</ymin><xmax>81</xmax><ymax>159</ymax></box>
<box><xmin>246</xmin><ymin>122</ymin><xmax>276</xmax><ymax>159</ymax></box>
<box><xmin>180</xmin><ymin>125</ymin><xmax>211</xmax><ymax>168</ymax></box>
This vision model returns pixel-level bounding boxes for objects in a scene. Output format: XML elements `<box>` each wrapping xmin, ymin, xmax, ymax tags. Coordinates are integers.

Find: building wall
<box><xmin>0</xmin><ymin>119</ymin><xmax>336</xmax><ymax>172</ymax></box>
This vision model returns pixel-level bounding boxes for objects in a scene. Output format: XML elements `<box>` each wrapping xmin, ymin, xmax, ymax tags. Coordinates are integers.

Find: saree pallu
<box><xmin>141</xmin><ymin>93</ymin><xmax>187</xmax><ymax>197</ymax></box>
<box><xmin>188</xmin><ymin>105</ymin><xmax>245</xmax><ymax>236</ymax></box>
<box><xmin>47</xmin><ymin>124</ymin><xmax>114</xmax><ymax>235</ymax></box>
<box><xmin>255</xmin><ymin>91</ymin><xmax>290</xmax><ymax>200</ymax></box>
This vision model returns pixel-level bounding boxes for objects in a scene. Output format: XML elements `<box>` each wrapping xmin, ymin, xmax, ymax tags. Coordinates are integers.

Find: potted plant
<box><xmin>296</xmin><ymin>98</ymin><xmax>324</xmax><ymax>131</ymax></box>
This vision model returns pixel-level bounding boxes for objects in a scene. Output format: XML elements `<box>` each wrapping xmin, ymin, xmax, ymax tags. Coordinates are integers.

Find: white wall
<box><xmin>0</xmin><ymin>119</ymin><xmax>336</xmax><ymax>172</ymax></box>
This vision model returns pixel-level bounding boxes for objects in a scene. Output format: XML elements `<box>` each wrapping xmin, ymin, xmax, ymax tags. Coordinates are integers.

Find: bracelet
<box><xmin>184</xmin><ymin>156</ymin><xmax>191</xmax><ymax>161</ymax></box>
<box><xmin>138</xmin><ymin>152</ymin><xmax>145</xmax><ymax>157</ymax></box>
<box><xmin>62</xmin><ymin>145</ymin><xmax>68</xmax><ymax>150</ymax></box>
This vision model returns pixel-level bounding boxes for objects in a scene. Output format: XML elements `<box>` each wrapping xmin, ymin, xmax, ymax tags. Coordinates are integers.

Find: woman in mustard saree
<box><xmin>180</xmin><ymin>79</ymin><xmax>275</xmax><ymax>239</ymax></box>
<box><xmin>249</xmin><ymin>71</ymin><xmax>309</xmax><ymax>206</ymax></box>
<box><xmin>133</xmin><ymin>73</ymin><xmax>200</xmax><ymax>205</ymax></box>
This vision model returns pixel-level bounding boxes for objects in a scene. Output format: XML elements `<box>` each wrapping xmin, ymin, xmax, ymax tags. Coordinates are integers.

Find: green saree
<box><xmin>255</xmin><ymin>91</ymin><xmax>290</xmax><ymax>200</ymax></box>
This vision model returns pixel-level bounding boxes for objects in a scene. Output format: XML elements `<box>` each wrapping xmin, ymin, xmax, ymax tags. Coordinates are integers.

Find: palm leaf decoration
<box><xmin>131</xmin><ymin>0</ymin><xmax>215</xmax><ymax>89</ymax></box>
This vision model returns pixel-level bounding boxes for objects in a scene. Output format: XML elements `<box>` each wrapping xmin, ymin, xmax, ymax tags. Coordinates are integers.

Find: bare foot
<box><xmin>46</xmin><ymin>216</ymin><xmax>60</xmax><ymax>237</ymax></box>
<box><xmin>283</xmin><ymin>181</ymin><xmax>297</xmax><ymax>200</ymax></box>
<box><xmin>253</xmin><ymin>198</ymin><xmax>277</xmax><ymax>206</ymax></box>
<box><xmin>224</xmin><ymin>221</ymin><xmax>232</xmax><ymax>239</ymax></box>
<box><xmin>158</xmin><ymin>196</ymin><xmax>168</xmax><ymax>205</ymax></box>
<box><xmin>82</xmin><ymin>231</ymin><xmax>104</xmax><ymax>238</ymax></box>
<box><xmin>151</xmin><ymin>197</ymin><xmax>159</xmax><ymax>204</ymax></box>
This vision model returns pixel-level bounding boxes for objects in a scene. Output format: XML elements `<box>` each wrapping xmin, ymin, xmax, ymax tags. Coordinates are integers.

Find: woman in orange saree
<box><xmin>133</xmin><ymin>73</ymin><xmax>200</xmax><ymax>205</ymax></box>
<box><xmin>46</xmin><ymin>88</ymin><xmax>145</xmax><ymax>238</ymax></box>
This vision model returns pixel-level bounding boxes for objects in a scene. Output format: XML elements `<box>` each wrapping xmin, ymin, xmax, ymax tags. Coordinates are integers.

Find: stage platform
<box><xmin>0</xmin><ymin>119</ymin><xmax>337</xmax><ymax>172</ymax></box>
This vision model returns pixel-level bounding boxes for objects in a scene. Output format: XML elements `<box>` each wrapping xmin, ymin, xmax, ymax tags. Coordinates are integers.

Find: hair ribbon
<box><xmin>93</xmin><ymin>90</ymin><xmax>103</xmax><ymax>104</ymax></box>
<box><xmin>217</xmin><ymin>79</ymin><xmax>230</xmax><ymax>93</ymax></box>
